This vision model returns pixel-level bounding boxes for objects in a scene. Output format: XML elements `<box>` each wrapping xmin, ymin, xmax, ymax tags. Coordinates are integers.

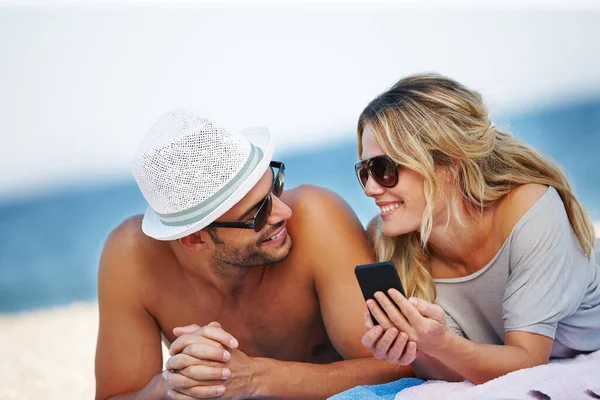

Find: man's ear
<box><xmin>178</xmin><ymin>231</ymin><xmax>212</xmax><ymax>250</ymax></box>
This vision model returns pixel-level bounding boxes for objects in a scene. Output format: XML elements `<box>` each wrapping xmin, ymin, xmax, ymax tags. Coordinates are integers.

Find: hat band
<box><xmin>157</xmin><ymin>144</ymin><xmax>264</xmax><ymax>227</ymax></box>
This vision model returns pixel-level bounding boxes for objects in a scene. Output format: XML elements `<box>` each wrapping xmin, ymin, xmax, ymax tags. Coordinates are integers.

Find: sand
<box><xmin>0</xmin><ymin>302</ymin><xmax>169</xmax><ymax>399</ymax></box>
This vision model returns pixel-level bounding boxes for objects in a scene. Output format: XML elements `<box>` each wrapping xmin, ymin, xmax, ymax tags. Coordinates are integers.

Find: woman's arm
<box><xmin>427</xmin><ymin>328</ymin><xmax>553</xmax><ymax>384</ymax></box>
<box><xmin>366</xmin><ymin>291</ymin><xmax>553</xmax><ymax>383</ymax></box>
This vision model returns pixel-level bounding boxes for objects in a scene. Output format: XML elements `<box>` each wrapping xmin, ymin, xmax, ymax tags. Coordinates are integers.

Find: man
<box><xmin>95</xmin><ymin>110</ymin><xmax>409</xmax><ymax>400</ymax></box>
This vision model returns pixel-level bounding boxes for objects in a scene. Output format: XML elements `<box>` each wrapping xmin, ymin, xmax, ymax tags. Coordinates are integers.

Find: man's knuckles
<box><xmin>164</xmin><ymin>370</ymin><xmax>199</xmax><ymax>389</ymax></box>
<box><xmin>182</xmin><ymin>343</ymin><xmax>228</xmax><ymax>361</ymax></box>
<box><xmin>176</xmin><ymin>385</ymin><xmax>226</xmax><ymax>399</ymax></box>
<box><xmin>180</xmin><ymin>364</ymin><xmax>230</xmax><ymax>381</ymax></box>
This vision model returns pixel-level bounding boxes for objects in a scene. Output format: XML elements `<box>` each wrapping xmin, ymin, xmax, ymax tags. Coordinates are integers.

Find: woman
<box><xmin>355</xmin><ymin>73</ymin><xmax>600</xmax><ymax>383</ymax></box>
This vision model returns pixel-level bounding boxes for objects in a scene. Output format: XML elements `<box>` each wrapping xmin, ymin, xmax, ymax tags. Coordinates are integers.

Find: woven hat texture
<box><xmin>132</xmin><ymin>109</ymin><xmax>273</xmax><ymax>240</ymax></box>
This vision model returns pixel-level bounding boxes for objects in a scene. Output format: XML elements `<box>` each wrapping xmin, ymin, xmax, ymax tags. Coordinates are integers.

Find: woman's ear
<box><xmin>440</xmin><ymin>163</ymin><xmax>460</xmax><ymax>183</ymax></box>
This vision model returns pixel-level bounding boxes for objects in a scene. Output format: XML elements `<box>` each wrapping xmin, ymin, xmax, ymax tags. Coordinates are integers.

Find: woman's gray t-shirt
<box><xmin>435</xmin><ymin>187</ymin><xmax>600</xmax><ymax>358</ymax></box>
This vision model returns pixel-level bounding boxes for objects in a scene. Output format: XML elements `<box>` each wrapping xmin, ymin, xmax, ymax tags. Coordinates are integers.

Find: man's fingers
<box><xmin>166</xmin><ymin>349</ymin><xmax>230</xmax><ymax>371</ymax></box>
<box><xmin>385</xmin><ymin>331</ymin><xmax>408</xmax><ymax>363</ymax></box>
<box><xmin>397</xmin><ymin>340</ymin><xmax>417</xmax><ymax>365</ymax></box>
<box><xmin>361</xmin><ymin>325</ymin><xmax>384</xmax><ymax>349</ymax></box>
<box><xmin>169</xmin><ymin>326</ymin><xmax>237</xmax><ymax>356</ymax></box>
<box><xmin>167</xmin><ymin>386</ymin><xmax>225</xmax><ymax>400</ymax></box>
<box><xmin>167</xmin><ymin>389</ymin><xmax>197</xmax><ymax>400</ymax></box>
<box><xmin>178</xmin><ymin>364</ymin><xmax>231</xmax><ymax>382</ymax></box>
<box><xmin>173</xmin><ymin>324</ymin><xmax>202</xmax><ymax>337</ymax></box>
<box><xmin>163</xmin><ymin>370</ymin><xmax>202</xmax><ymax>390</ymax></box>
<box><xmin>373</xmin><ymin>327</ymin><xmax>398</xmax><ymax>359</ymax></box>
<box><xmin>366</xmin><ymin>298</ymin><xmax>393</xmax><ymax>329</ymax></box>
<box><xmin>207</xmin><ymin>321</ymin><xmax>222</xmax><ymax>328</ymax></box>
<box><xmin>169</xmin><ymin>385</ymin><xmax>226</xmax><ymax>399</ymax></box>
<box><xmin>191</xmin><ymin>325</ymin><xmax>239</xmax><ymax>349</ymax></box>
<box><xmin>182</xmin><ymin>344</ymin><xmax>231</xmax><ymax>363</ymax></box>
<box><xmin>170</xmin><ymin>335</ymin><xmax>224</xmax><ymax>357</ymax></box>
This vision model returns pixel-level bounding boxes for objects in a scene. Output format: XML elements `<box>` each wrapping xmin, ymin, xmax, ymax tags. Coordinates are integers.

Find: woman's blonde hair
<box><xmin>358</xmin><ymin>73</ymin><xmax>596</xmax><ymax>302</ymax></box>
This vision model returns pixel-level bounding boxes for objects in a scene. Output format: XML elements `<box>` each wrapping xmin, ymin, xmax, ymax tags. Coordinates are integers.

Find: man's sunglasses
<box><xmin>208</xmin><ymin>161</ymin><xmax>285</xmax><ymax>232</ymax></box>
<box><xmin>354</xmin><ymin>155</ymin><xmax>400</xmax><ymax>190</ymax></box>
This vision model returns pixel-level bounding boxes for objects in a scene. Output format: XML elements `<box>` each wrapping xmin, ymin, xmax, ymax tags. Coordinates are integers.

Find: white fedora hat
<box><xmin>132</xmin><ymin>109</ymin><xmax>274</xmax><ymax>241</ymax></box>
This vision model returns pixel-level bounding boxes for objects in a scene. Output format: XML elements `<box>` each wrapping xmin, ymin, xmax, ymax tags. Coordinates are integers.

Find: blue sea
<box><xmin>1</xmin><ymin>99</ymin><xmax>599</xmax><ymax>313</ymax></box>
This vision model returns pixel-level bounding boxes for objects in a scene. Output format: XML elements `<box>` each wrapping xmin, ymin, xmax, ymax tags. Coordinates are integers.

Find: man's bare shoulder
<box><xmin>99</xmin><ymin>215</ymin><xmax>168</xmax><ymax>280</ymax></box>
<box><xmin>283</xmin><ymin>184</ymin><xmax>355</xmax><ymax>217</ymax></box>
<box><xmin>282</xmin><ymin>184</ymin><xmax>371</xmax><ymax>261</ymax></box>
<box><xmin>108</xmin><ymin>214</ymin><xmax>143</xmax><ymax>243</ymax></box>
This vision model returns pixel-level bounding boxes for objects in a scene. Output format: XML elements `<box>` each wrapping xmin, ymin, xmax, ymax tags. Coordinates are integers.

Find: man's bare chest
<box><xmin>157</xmin><ymin>277</ymin><xmax>338</xmax><ymax>363</ymax></box>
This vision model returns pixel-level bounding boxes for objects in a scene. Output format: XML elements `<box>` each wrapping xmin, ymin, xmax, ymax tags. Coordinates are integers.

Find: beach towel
<box><xmin>330</xmin><ymin>350</ymin><xmax>600</xmax><ymax>400</ymax></box>
<box><xmin>329</xmin><ymin>378</ymin><xmax>424</xmax><ymax>400</ymax></box>
<box><xmin>396</xmin><ymin>350</ymin><xmax>600</xmax><ymax>400</ymax></box>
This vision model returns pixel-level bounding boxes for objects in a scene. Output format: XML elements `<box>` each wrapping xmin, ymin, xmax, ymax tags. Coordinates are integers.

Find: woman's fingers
<box><xmin>408</xmin><ymin>296</ymin><xmax>446</xmax><ymax>322</ymax></box>
<box><xmin>364</xmin><ymin>311</ymin><xmax>375</xmax><ymax>330</ymax></box>
<box><xmin>373</xmin><ymin>327</ymin><xmax>399</xmax><ymax>359</ymax></box>
<box><xmin>374</xmin><ymin>291</ymin><xmax>411</xmax><ymax>331</ymax></box>
<box><xmin>386</xmin><ymin>289</ymin><xmax>434</xmax><ymax>329</ymax></box>
<box><xmin>385</xmin><ymin>331</ymin><xmax>409</xmax><ymax>363</ymax></box>
<box><xmin>366</xmin><ymin>298</ymin><xmax>394</xmax><ymax>329</ymax></box>
<box><xmin>361</xmin><ymin>325</ymin><xmax>384</xmax><ymax>349</ymax></box>
<box><xmin>397</xmin><ymin>340</ymin><xmax>417</xmax><ymax>365</ymax></box>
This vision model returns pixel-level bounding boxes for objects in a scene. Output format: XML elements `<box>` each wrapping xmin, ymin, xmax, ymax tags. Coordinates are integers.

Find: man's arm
<box><xmin>262</xmin><ymin>186</ymin><xmax>411</xmax><ymax>395</ymax></box>
<box><xmin>95</xmin><ymin>219</ymin><xmax>167</xmax><ymax>400</ymax></box>
<box><xmin>250</xmin><ymin>357</ymin><xmax>408</xmax><ymax>399</ymax></box>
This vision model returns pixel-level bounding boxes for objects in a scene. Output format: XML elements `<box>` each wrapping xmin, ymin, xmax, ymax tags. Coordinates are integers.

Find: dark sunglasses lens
<box><xmin>254</xmin><ymin>195</ymin><xmax>272</xmax><ymax>232</ymax></box>
<box><xmin>371</xmin><ymin>157</ymin><xmax>397</xmax><ymax>187</ymax></box>
<box><xmin>273</xmin><ymin>172</ymin><xmax>284</xmax><ymax>197</ymax></box>
<box><xmin>357</xmin><ymin>165</ymin><xmax>369</xmax><ymax>189</ymax></box>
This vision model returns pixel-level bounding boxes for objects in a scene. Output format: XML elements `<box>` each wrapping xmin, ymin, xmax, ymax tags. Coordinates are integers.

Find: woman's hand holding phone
<box><xmin>361</xmin><ymin>304</ymin><xmax>418</xmax><ymax>366</ymax></box>
<box><xmin>355</xmin><ymin>261</ymin><xmax>454</xmax><ymax>364</ymax></box>
<box><xmin>366</xmin><ymin>289</ymin><xmax>453</xmax><ymax>359</ymax></box>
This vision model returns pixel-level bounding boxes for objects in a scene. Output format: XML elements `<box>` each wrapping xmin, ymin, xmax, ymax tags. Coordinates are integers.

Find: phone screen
<box><xmin>355</xmin><ymin>261</ymin><xmax>406</xmax><ymax>325</ymax></box>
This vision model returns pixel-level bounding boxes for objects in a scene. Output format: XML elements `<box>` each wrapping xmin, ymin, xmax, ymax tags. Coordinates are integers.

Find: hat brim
<box><xmin>141</xmin><ymin>126</ymin><xmax>274</xmax><ymax>241</ymax></box>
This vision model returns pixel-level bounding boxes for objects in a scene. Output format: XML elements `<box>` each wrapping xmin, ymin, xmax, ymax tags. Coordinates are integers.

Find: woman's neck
<box><xmin>427</xmin><ymin>202</ymin><xmax>499</xmax><ymax>278</ymax></box>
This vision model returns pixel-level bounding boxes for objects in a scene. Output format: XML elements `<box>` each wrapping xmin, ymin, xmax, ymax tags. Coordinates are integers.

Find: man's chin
<box><xmin>263</xmin><ymin>236</ymin><xmax>293</xmax><ymax>265</ymax></box>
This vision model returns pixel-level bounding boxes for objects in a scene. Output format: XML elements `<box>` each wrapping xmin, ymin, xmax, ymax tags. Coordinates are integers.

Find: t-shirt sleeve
<box><xmin>502</xmin><ymin>189</ymin><xmax>587</xmax><ymax>339</ymax></box>
<box><xmin>444</xmin><ymin>311</ymin><xmax>465</xmax><ymax>337</ymax></box>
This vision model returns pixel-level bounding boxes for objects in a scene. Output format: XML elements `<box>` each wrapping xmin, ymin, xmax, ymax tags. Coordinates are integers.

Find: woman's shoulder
<box><xmin>494</xmin><ymin>183</ymin><xmax>554</xmax><ymax>239</ymax></box>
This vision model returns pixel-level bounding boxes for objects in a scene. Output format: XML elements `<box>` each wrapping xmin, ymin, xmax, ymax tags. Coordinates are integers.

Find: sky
<box><xmin>1</xmin><ymin>3</ymin><xmax>600</xmax><ymax>201</ymax></box>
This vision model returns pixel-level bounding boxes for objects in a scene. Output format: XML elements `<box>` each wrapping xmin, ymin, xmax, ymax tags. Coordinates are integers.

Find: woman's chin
<box><xmin>382</xmin><ymin>223</ymin><xmax>414</xmax><ymax>238</ymax></box>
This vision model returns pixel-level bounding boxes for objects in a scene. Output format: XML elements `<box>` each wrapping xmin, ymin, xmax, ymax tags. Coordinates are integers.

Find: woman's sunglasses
<box><xmin>354</xmin><ymin>155</ymin><xmax>400</xmax><ymax>190</ymax></box>
<box><xmin>208</xmin><ymin>161</ymin><xmax>285</xmax><ymax>232</ymax></box>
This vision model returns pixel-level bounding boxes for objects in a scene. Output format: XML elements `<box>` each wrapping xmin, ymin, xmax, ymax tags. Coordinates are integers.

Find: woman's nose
<box><xmin>364</xmin><ymin>175</ymin><xmax>385</xmax><ymax>198</ymax></box>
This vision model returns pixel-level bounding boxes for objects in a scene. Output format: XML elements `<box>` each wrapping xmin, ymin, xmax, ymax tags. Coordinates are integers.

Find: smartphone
<box><xmin>355</xmin><ymin>261</ymin><xmax>406</xmax><ymax>325</ymax></box>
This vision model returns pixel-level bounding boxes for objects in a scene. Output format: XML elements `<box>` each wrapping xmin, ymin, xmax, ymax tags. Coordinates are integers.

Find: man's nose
<box><xmin>268</xmin><ymin>195</ymin><xmax>292</xmax><ymax>225</ymax></box>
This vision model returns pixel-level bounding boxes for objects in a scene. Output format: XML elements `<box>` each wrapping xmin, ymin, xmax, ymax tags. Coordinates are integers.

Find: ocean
<box><xmin>1</xmin><ymin>99</ymin><xmax>599</xmax><ymax>313</ymax></box>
